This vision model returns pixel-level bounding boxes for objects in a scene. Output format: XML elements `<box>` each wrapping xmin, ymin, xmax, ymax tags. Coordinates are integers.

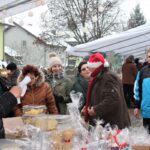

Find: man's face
<box><xmin>147</xmin><ymin>52</ymin><xmax>150</xmax><ymax>64</ymax></box>
<box><xmin>7</xmin><ymin>70</ymin><xmax>14</xmax><ymax>77</ymax></box>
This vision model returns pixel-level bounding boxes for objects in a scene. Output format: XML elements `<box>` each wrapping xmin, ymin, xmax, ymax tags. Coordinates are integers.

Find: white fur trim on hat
<box><xmin>87</xmin><ymin>61</ymin><xmax>102</xmax><ymax>68</ymax></box>
<box><xmin>87</xmin><ymin>60</ymin><xmax>109</xmax><ymax>68</ymax></box>
<box><xmin>104</xmin><ymin>59</ymin><xmax>109</xmax><ymax>67</ymax></box>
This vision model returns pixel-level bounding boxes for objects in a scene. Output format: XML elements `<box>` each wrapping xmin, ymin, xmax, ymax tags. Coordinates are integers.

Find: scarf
<box><xmin>45</xmin><ymin>72</ymin><xmax>64</xmax><ymax>82</ymax></box>
<box><xmin>84</xmin><ymin>65</ymin><xmax>104</xmax><ymax>122</ymax></box>
<box><xmin>50</xmin><ymin>72</ymin><xmax>64</xmax><ymax>79</ymax></box>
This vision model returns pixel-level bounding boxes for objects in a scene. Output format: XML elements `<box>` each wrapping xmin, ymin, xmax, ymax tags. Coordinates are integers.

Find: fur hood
<box><xmin>18</xmin><ymin>70</ymin><xmax>45</xmax><ymax>87</ymax></box>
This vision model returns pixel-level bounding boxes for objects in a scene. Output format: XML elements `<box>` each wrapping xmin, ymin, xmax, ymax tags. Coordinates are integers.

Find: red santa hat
<box><xmin>87</xmin><ymin>53</ymin><xmax>109</xmax><ymax>68</ymax></box>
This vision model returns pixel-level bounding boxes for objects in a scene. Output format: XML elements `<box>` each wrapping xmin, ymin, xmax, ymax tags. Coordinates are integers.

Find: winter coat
<box><xmin>89</xmin><ymin>69</ymin><xmax>130</xmax><ymax>129</ymax></box>
<box><xmin>0</xmin><ymin>77</ymin><xmax>16</xmax><ymax>117</ymax></box>
<box><xmin>122</xmin><ymin>59</ymin><xmax>137</xmax><ymax>85</ymax></box>
<box><xmin>14</xmin><ymin>71</ymin><xmax>58</xmax><ymax>116</ymax></box>
<box><xmin>45</xmin><ymin>73</ymin><xmax>73</xmax><ymax>114</ymax></box>
<box><xmin>134</xmin><ymin>65</ymin><xmax>150</xmax><ymax>118</ymax></box>
<box><xmin>0</xmin><ymin>77</ymin><xmax>10</xmax><ymax>95</ymax></box>
<box><xmin>71</xmin><ymin>75</ymin><xmax>88</xmax><ymax>110</ymax></box>
<box><xmin>0</xmin><ymin>92</ymin><xmax>17</xmax><ymax>138</ymax></box>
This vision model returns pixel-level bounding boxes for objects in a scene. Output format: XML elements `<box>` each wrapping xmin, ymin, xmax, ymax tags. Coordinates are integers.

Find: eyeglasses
<box><xmin>81</xmin><ymin>67</ymin><xmax>89</xmax><ymax>72</ymax></box>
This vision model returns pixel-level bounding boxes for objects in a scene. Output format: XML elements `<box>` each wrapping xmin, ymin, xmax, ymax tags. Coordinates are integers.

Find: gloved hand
<box><xmin>54</xmin><ymin>94</ymin><xmax>64</xmax><ymax>103</ymax></box>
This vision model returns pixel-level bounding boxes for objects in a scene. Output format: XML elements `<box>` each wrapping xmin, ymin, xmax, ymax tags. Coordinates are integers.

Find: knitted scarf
<box><xmin>84</xmin><ymin>65</ymin><xmax>104</xmax><ymax>122</ymax></box>
<box><xmin>45</xmin><ymin>72</ymin><xmax>64</xmax><ymax>82</ymax></box>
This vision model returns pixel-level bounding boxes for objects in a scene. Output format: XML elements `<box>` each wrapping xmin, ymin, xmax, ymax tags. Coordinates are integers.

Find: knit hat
<box><xmin>7</xmin><ymin>62</ymin><xmax>17</xmax><ymax>70</ymax></box>
<box><xmin>87</xmin><ymin>53</ymin><xmax>109</xmax><ymax>68</ymax></box>
<box><xmin>48</xmin><ymin>52</ymin><xmax>62</xmax><ymax>68</ymax></box>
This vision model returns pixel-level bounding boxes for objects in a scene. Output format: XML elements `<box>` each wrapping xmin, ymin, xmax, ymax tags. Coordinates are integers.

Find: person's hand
<box><xmin>88</xmin><ymin>106</ymin><xmax>96</xmax><ymax>116</ymax></box>
<box><xmin>81</xmin><ymin>106</ymin><xmax>86</xmax><ymax>115</ymax></box>
<box><xmin>9</xmin><ymin>86</ymin><xmax>22</xmax><ymax>98</ymax></box>
<box><xmin>134</xmin><ymin>108</ymin><xmax>139</xmax><ymax>118</ymax></box>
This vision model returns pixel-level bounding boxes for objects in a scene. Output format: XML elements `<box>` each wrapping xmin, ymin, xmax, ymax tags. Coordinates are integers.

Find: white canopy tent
<box><xmin>66</xmin><ymin>24</ymin><xmax>150</xmax><ymax>59</ymax></box>
<box><xmin>0</xmin><ymin>0</ymin><xmax>47</xmax><ymax>18</ymax></box>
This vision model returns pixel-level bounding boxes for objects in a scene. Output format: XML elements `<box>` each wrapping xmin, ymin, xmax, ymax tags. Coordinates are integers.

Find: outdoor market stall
<box><xmin>1</xmin><ymin>91</ymin><xmax>150</xmax><ymax>150</ymax></box>
<box><xmin>66</xmin><ymin>24</ymin><xmax>150</xmax><ymax>59</ymax></box>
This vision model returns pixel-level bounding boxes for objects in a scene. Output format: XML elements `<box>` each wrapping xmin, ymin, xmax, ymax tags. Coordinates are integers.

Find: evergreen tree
<box><xmin>128</xmin><ymin>4</ymin><xmax>146</xmax><ymax>29</ymax></box>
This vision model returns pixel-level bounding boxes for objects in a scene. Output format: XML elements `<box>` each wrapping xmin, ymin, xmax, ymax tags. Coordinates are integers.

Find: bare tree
<box><xmin>40</xmin><ymin>0</ymin><xmax>122</xmax><ymax>44</ymax></box>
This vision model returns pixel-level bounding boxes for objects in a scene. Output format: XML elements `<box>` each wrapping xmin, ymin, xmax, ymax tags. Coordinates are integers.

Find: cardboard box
<box><xmin>132</xmin><ymin>145</ymin><xmax>150</xmax><ymax>150</ymax></box>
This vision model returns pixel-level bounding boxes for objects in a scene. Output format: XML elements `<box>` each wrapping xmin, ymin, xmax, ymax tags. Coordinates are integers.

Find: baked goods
<box><xmin>62</xmin><ymin>128</ymin><xmax>75</xmax><ymax>142</ymax></box>
<box><xmin>23</xmin><ymin>105</ymin><xmax>46</xmax><ymax>116</ymax></box>
<box><xmin>24</xmin><ymin>109</ymin><xmax>44</xmax><ymax>115</ymax></box>
<box><xmin>50</xmin><ymin>128</ymin><xmax>75</xmax><ymax>150</ymax></box>
<box><xmin>47</xmin><ymin>119</ymin><xmax>58</xmax><ymax>131</ymax></box>
<box><xmin>22</xmin><ymin>116</ymin><xmax>33</xmax><ymax>124</ymax></box>
<box><xmin>34</xmin><ymin>118</ymin><xmax>47</xmax><ymax>130</ymax></box>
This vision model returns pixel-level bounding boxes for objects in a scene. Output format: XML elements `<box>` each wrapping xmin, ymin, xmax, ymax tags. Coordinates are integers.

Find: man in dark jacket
<box><xmin>0</xmin><ymin>86</ymin><xmax>21</xmax><ymax>138</ymax></box>
<box><xmin>6</xmin><ymin>62</ymin><xmax>20</xmax><ymax>86</ymax></box>
<box><xmin>84</xmin><ymin>53</ymin><xmax>130</xmax><ymax>129</ymax></box>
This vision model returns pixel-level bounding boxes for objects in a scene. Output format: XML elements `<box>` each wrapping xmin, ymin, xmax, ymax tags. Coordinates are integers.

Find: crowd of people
<box><xmin>0</xmin><ymin>49</ymin><xmax>150</xmax><ymax>138</ymax></box>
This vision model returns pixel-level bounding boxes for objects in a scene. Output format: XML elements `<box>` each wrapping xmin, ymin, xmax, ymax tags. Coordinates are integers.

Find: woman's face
<box><xmin>88</xmin><ymin>67</ymin><xmax>96</xmax><ymax>73</ymax></box>
<box><xmin>51</xmin><ymin>64</ymin><xmax>62</xmax><ymax>74</ymax></box>
<box><xmin>80</xmin><ymin>64</ymin><xmax>91</xmax><ymax>79</ymax></box>
<box><xmin>27</xmin><ymin>73</ymin><xmax>38</xmax><ymax>86</ymax></box>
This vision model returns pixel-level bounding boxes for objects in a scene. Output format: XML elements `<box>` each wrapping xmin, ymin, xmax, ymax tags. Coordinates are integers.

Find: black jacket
<box><xmin>0</xmin><ymin>77</ymin><xmax>11</xmax><ymax>95</ymax></box>
<box><xmin>0</xmin><ymin>92</ymin><xmax>17</xmax><ymax>138</ymax></box>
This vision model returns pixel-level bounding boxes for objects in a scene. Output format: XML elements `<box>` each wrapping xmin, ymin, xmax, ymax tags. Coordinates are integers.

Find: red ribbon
<box><xmin>113</xmin><ymin>130</ymin><xmax>128</xmax><ymax>148</ymax></box>
<box><xmin>64</xmin><ymin>139</ymin><xmax>71</xmax><ymax>143</ymax></box>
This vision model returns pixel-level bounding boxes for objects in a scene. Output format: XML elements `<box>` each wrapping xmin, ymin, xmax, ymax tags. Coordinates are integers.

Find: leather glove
<box><xmin>54</xmin><ymin>94</ymin><xmax>64</xmax><ymax>103</ymax></box>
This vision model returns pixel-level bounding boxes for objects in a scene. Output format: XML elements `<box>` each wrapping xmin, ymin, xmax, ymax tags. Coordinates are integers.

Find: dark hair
<box><xmin>7</xmin><ymin>62</ymin><xmax>17</xmax><ymax>70</ymax></box>
<box><xmin>128</xmin><ymin>55</ymin><xmax>134</xmax><ymax>62</ymax></box>
<box><xmin>78</xmin><ymin>61</ymin><xmax>87</xmax><ymax>73</ymax></box>
<box><xmin>22</xmin><ymin>65</ymin><xmax>40</xmax><ymax>77</ymax></box>
<box><xmin>134</xmin><ymin>58</ymin><xmax>139</xmax><ymax>64</ymax></box>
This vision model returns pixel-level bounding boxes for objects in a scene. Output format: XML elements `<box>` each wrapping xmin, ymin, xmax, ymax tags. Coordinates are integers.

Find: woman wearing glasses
<box><xmin>71</xmin><ymin>61</ymin><xmax>91</xmax><ymax>111</ymax></box>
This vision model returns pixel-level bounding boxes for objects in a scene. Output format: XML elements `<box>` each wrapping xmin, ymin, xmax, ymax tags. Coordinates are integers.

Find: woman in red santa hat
<box><xmin>84</xmin><ymin>52</ymin><xmax>130</xmax><ymax>129</ymax></box>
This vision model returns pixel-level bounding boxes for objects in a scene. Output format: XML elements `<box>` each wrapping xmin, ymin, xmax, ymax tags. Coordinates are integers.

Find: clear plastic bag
<box><xmin>129</xmin><ymin>126</ymin><xmax>150</xmax><ymax>145</ymax></box>
<box><xmin>22</xmin><ymin>105</ymin><xmax>47</xmax><ymax>116</ymax></box>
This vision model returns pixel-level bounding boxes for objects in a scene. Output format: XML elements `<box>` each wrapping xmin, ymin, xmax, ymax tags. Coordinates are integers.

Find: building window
<box><xmin>21</xmin><ymin>40</ymin><xmax>27</xmax><ymax>48</ymax></box>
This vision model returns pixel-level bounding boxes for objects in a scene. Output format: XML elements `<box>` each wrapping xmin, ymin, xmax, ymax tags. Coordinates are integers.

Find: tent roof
<box><xmin>0</xmin><ymin>0</ymin><xmax>48</xmax><ymax>18</ymax></box>
<box><xmin>66</xmin><ymin>24</ymin><xmax>150</xmax><ymax>58</ymax></box>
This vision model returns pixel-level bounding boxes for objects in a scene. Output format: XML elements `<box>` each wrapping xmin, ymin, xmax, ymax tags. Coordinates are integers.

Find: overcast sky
<box><xmin>121</xmin><ymin>0</ymin><xmax>150</xmax><ymax>22</ymax></box>
<box><xmin>7</xmin><ymin>0</ymin><xmax>150</xmax><ymax>27</ymax></box>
